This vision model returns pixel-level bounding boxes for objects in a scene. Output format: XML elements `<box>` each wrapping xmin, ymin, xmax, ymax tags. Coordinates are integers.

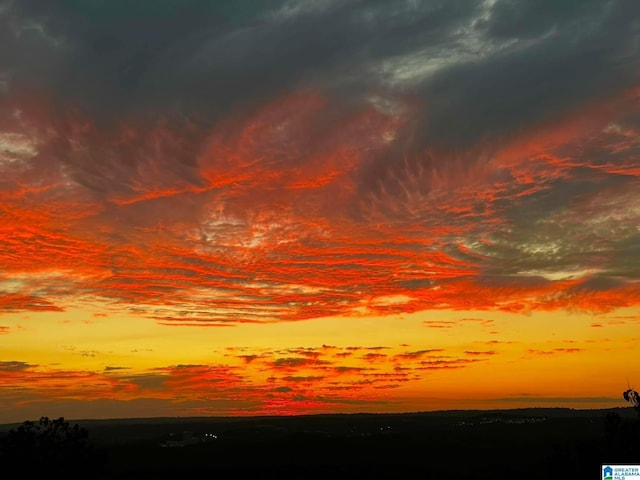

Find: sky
<box><xmin>0</xmin><ymin>0</ymin><xmax>639</xmax><ymax>424</ymax></box>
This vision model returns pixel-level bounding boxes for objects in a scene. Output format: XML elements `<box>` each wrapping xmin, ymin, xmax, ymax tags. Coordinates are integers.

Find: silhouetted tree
<box><xmin>0</xmin><ymin>416</ymin><xmax>104</xmax><ymax>473</ymax></box>
<box><xmin>600</xmin><ymin>387</ymin><xmax>640</xmax><ymax>461</ymax></box>
<box><xmin>623</xmin><ymin>388</ymin><xmax>640</xmax><ymax>416</ymax></box>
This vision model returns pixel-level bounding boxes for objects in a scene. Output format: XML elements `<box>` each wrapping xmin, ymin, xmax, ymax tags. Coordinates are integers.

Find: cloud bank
<box><xmin>0</xmin><ymin>0</ymin><xmax>639</xmax><ymax>326</ymax></box>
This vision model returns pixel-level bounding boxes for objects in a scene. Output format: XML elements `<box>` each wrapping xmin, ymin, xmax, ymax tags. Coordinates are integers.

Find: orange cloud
<box><xmin>1</xmin><ymin>84</ymin><xmax>640</xmax><ymax>329</ymax></box>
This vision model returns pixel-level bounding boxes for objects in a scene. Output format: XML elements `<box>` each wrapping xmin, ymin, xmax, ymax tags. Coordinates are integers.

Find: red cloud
<box><xmin>1</xmin><ymin>85</ymin><xmax>640</xmax><ymax>327</ymax></box>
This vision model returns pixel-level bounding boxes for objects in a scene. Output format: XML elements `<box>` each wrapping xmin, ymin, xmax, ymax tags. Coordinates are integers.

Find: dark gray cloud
<box><xmin>4</xmin><ymin>0</ymin><xmax>637</xmax><ymax>194</ymax></box>
<box><xmin>0</xmin><ymin>0</ymin><xmax>232</xmax><ymax>116</ymax></box>
<box><xmin>2</xmin><ymin>0</ymin><xmax>637</xmax><ymax>132</ymax></box>
<box><xmin>482</xmin><ymin>0</ymin><xmax>607</xmax><ymax>40</ymax></box>
<box><xmin>434</xmin><ymin>0</ymin><xmax>638</xmax><ymax>138</ymax></box>
<box><xmin>0</xmin><ymin>360</ymin><xmax>33</xmax><ymax>372</ymax></box>
<box><xmin>122</xmin><ymin>373</ymin><xmax>170</xmax><ymax>391</ymax></box>
<box><xmin>1</xmin><ymin>1</ymin><xmax>483</xmax><ymax>118</ymax></box>
<box><xmin>607</xmin><ymin>234</ymin><xmax>640</xmax><ymax>279</ymax></box>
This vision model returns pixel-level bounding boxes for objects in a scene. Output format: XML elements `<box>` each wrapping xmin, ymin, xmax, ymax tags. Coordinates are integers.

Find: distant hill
<box><xmin>1</xmin><ymin>406</ymin><xmax>634</xmax><ymax>432</ymax></box>
<box><xmin>1</xmin><ymin>406</ymin><xmax>637</xmax><ymax>479</ymax></box>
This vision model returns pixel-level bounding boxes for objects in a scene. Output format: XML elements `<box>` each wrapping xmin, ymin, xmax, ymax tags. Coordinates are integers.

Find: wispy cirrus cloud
<box><xmin>526</xmin><ymin>348</ymin><xmax>584</xmax><ymax>356</ymax></box>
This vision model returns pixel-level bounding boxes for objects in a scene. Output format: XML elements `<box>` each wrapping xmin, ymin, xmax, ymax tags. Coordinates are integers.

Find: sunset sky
<box><xmin>1</xmin><ymin>0</ymin><xmax>639</xmax><ymax>424</ymax></box>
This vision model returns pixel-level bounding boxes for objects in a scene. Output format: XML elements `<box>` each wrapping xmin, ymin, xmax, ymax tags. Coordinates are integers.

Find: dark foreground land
<box><xmin>2</xmin><ymin>407</ymin><xmax>639</xmax><ymax>479</ymax></box>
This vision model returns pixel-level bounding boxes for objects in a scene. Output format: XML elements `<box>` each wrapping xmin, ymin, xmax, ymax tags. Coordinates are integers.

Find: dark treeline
<box><xmin>1</xmin><ymin>404</ymin><xmax>639</xmax><ymax>479</ymax></box>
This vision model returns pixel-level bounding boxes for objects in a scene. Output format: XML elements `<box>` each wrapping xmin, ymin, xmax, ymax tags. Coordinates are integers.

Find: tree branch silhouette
<box><xmin>0</xmin><ymin>416</ymin><xmax>104</xmax><ymax>473</ymax></box>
